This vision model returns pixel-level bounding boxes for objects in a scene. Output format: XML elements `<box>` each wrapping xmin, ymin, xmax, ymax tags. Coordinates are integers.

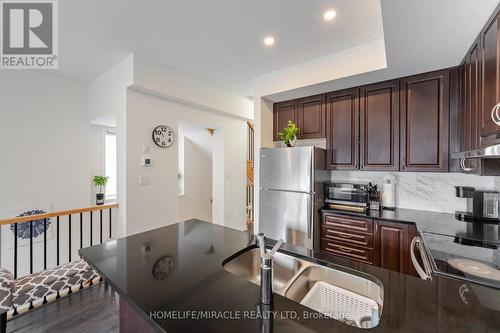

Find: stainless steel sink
<box><xmin>223</xmin><ymin>246</ymin><xmax>384</xmax><ymax>329</ymax></box>
<box><xmin>222</xmin><ymin>247</ymin><xmax>302</xmax><ymax>293</ymax></box>
<box><xmin>284</xmin><ymin>265</ymin><xmax>384</xmax><ymax>322</ymax></box>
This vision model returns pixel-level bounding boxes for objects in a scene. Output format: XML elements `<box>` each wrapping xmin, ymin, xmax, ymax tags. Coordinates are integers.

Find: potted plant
<box><xmin>278</xmin><ymin>121</ymin><xmax>300</xmax><ymax>147</ymax></box>
<box><xmin>93</xmin><ymin>175</ymin><xmax>108</xmax><ymax>205</ymax></box>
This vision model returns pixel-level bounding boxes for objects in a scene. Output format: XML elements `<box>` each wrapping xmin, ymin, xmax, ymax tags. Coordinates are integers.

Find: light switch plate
<box><xmin>139</xmin><ymin>176</ymin><xmax>150</xmax><ymax>185</ymax></box>
<box><xmin>143</xmin><ymin>144</ymin><xmax>151</xmax><ymax>153</ymax></box>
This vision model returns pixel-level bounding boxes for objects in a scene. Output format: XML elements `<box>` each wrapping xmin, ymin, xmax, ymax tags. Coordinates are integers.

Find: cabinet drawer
<box><xmin>320</xmin><ymin>226</ymin><xmax>374</xmax><ymax>248</ymax></box>
<box><xmin>320</xmin><ymin>238</ymin><xmax>374</xmax><ymax>264</ymax></box>
<box><xmin>322</xmin><ymin>213</ymin><xmax>373</xmax><ymax>234</ymax></box>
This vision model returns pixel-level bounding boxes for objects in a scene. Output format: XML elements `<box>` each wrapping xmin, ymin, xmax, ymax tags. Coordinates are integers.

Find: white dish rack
<box><xmin>300</xmin><ymin>281</ymin><xmax>379</xmax><ymax>328</ymax></box>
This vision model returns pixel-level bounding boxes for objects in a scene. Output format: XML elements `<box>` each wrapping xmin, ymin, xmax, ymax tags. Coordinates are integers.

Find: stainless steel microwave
<box><xmin>324</xmin><ymin>182</ymin><xmax>370</xmax><ymax>207</ymax></box>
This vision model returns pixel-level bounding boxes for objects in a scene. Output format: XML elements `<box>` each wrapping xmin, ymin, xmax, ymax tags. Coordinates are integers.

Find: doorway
<box><xmin>178</xmin><ymin>121</ymin><xmax>214</xmax><ymax>222</ymax></box>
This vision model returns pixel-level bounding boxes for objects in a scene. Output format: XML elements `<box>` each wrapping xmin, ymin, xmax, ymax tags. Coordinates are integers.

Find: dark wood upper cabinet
<box><xmin>326</xmin><ymin>88</ymin><xmax>359</xmax><ymax>170</ymax></box>
<box><xmin>296</xmin><ymin>94</ymin><xmax>326</xmax><ymax>139</ymax></box>
<box><xmin>480</xmin><ymin>7</ymin><xmax>500</xmax><ymax>138</ymax></box>
<box><xmin>400</xmin><ymin>70</ymin><xmax>449</xmax><ymax>172</ymax></box>
<box><xmin>466</xmin><ymin>38</ymin><xmax>481</xmax><ymax>150</ymax></box>
<box><xmin>273</xmin><ymin>100</ymin><xmax>297</xmax><ymax>141</ymax></box>
<box><xmin>459</xmin><ymin>62</ymin><xmax>468</xmax><ymax>152</ymax></box>
<box><xmin>360</xmin><ymin>80</ymin><xmax>400</xmax><ymax>171</ymax></box>
<box><xmin>459</xmin><ymin>49</ymin><xmax>483</xmax><ymax>173</ymax></box>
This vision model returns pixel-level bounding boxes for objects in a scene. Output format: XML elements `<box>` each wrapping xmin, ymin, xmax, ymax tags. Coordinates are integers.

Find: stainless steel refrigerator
<box><xmin>259</xmin><ymin>146</ymin><xmax>327</xmax><ymax>250</ymax></box>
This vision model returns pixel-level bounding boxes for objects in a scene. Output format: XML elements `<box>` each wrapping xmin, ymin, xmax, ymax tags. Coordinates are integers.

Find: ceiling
<box><xmin>56</xmin><ymin>0</ymin><xmax>498</xmax><ymax>98</ymax></box>
<box><xmin>58</xmin><ymin>0</ymin><xmax>383</xmax><ymax>91</ymax></box>
<box><xmin>264</xmin><ymin>0</ymin><xmax>500</xmax><ymax>101</ymax></box>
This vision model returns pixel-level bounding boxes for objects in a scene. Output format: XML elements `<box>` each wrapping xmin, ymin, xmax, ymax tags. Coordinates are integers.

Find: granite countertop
<box><xmin>80</xmin><ymin>219</ymin><xmax>500</xmax><ymax>333</ymax></box>
<box><xmin>320</xmin><ymin>207</ymin><xmax>500</xmax><ymax>242</ymax></box>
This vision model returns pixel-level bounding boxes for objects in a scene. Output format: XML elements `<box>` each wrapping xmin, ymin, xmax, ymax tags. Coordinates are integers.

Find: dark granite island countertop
<box><xmin>79</xmin><ymin>219</ymin><xmax>500</xmax><ymax>333</ymax></box>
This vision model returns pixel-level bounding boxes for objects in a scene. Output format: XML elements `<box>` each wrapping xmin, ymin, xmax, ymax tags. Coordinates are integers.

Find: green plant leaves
<box><xmin>278</xmin><ymin>120</ymin><xmax>300</xmax><ymax>145</ymax></box>
<box><xmin>92</xmin><ymin>175</ymin><xmax>108</xmax><ymax>187</ymax></box>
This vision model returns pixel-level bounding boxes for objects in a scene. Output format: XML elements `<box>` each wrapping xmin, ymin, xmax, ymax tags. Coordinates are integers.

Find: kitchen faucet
<box><xmin>257</xmin><ymin>233</ymin><xmax>284</xmax><ymax>305</ymax></box>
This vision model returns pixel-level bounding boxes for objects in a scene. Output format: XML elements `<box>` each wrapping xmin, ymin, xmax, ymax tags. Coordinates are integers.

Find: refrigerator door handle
<box><xmin>307</xmin><ymin>195</ymin><xmax>312</xmax><ymax>240</ymax></box>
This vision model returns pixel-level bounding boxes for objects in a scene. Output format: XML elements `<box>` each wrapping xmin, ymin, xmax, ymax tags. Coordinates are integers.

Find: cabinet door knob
<box><xmin>491</xmin><ymin>103</ymin><xmax>500</xmax><ymax>126</ymax></box>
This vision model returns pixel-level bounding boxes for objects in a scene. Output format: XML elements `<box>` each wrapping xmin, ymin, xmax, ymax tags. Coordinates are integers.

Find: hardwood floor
<box><xmin>7</xmin><ymin>284</ymin><xmax>118</xmax><ymax>333</ymax></box>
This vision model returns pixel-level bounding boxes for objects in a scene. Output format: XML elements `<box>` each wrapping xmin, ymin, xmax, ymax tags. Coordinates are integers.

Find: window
<box><xmin>104</xmin><ymin>131</ymin><xmax>117</xmax><ymax>200</ymax></box>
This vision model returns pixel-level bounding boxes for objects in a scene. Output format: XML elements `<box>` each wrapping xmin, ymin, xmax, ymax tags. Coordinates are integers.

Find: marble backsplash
<box><xmin>330</xmin><ymin>171</ymin><xmax>500</xmax><ymax>213</ymax></box>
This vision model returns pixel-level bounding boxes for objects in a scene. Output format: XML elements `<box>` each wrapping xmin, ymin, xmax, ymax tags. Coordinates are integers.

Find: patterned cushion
<box><xmin>43</xmin><ymin>259</ymin><xmax>93</xmax><ymax>279</ymax></box>
<box><xmin>12</xmin><ymin>259</ymin><xmax>99</xmax><ymax>308</ymax></box>
<box><xmin>0</xmin><ymin>268</ymin><xmax>14</xmax><ymax>312</ymax></box>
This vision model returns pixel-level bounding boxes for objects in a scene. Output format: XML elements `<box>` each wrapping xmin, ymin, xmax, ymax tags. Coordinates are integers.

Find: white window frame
<box><xmin>104</xmin><ymin>130</ymin><xmax>117</xmax><ymax>202</ymax></box>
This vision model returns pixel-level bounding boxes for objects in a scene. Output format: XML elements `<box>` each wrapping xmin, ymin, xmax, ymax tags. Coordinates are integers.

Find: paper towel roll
<box><xmin>382</xmin><ymin>175</ymin><xmax>397</xmax><ymax>209</ymax></box>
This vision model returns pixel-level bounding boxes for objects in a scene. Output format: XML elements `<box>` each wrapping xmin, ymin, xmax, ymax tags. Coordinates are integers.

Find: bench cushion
<box><xmin>12</xmin><ymin>259</ymin><xmax>99</xmax><ymax>308</ymax></box>
<box><xmin>0</xmin><ymin>268</ymin><xmax>14</xmax><ymax>312</ymax></box>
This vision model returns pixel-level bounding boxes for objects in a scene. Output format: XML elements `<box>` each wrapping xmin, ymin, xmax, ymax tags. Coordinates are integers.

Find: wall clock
<box><xmin>152</xmin><ymin>125</ymin><xmax>174</xmax><ymax>148</ymax></box>
<box><xmin>152</xmin><ymin>256</ymin><xmax>175</xmax><ymax>280</ymax></box>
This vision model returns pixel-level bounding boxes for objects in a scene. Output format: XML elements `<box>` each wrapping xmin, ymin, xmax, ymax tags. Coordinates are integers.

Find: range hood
<box><xmin>452</xmin><ymin>144</ymin><xmax>500</xmax><ymax>159</ymax></box>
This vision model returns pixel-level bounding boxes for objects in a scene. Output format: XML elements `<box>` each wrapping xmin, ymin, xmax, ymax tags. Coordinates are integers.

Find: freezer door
<box><xmin>259</xmin><ymin>147</ymin><xmax>313</xmax><ymax>193</ymax></box>
<box><xmin>259</xmin><ymin>189</ymin><xmax>313</xmax><ymax>249</ymax></box>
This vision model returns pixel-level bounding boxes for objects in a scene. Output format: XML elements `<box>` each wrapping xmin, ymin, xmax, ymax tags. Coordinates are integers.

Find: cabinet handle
<box><xmin>491</xmin><ymin>102</ymin><xmax>500</xmax><ymax>126</ymax></box>
<box><xmin>336</xmin><ymin>232</ymin><xmax>353</xmax><ymax>239</ymax></box>
<box><xmin>458</xmin><ymin>284</ymin><xmax>470</xmax><ymax>306</ymax></box>
<box><xmin>460</xmin><ymin>158</ymin><xmax>472</xmax><ymax>172</ymax></box>
<box><xmin>337</xmin><ymin>246</ymin><xmax>353</xmax><ymax>253</ymax></box>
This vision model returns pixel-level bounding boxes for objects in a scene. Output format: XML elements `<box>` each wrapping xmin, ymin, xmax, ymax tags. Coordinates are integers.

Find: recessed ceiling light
<box><xmin>263</xmin><ymin>36</ymin><xmax>275</xmax><ymax>46</ymax></box>
<box><xmin>323</xmin><ymin>10</ymin><xmax>337</xmax><ymax>21</ymax></box>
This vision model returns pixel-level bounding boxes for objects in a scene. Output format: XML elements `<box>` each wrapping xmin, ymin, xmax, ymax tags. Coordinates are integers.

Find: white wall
<box><xmin>212</xmin><ymin>128</ymin><xmax>225</xmax><ymax>226</ymax></box>
<box><xmin>133</xmin><ymin>56</ymin><xmax>253</xmax><ymax>120</ymax></box>
<box><xmin>0</xmin><ymin>71</ymin><xmax>93</xmax><ymax>273</ymax></box>
<box><xmin>88</xmin><ymin>54</ymin><xmax>134</xmax><ymax>126</ymax></box>
<box><xmin>94</xmin><ymin>55</ymin><xmax>253</xmax><ymax>236</ymax></box>
<box><xmin>88</xmin><ymin>54</ymin><xmax>134</xmax><ymax>238</ymax></box>
<box><xmin>251</xmin><ymin>38</ymin><xmax>387</xmax><ymax>99</ymax></box>
<box><xmin>125</xmin><ymin>89</ymin><xmax>247</xmax><ymax>235</ymax></box>
<box><xmin>253</xmin><ymin>97</ymin><xmax>274</xmax><ymax>234</ymax></box>
<box><xmin>0</xmin><ymin>71</ymin><xmax>91</xmax><ymax>216</ymax></box>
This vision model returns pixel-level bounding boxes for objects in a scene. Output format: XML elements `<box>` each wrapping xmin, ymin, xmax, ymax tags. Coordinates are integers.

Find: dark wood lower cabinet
<box><xmin>375</xmin><ymin>220</ymin><xmax>417</xmax><ymax>275</ymax></box>
<box><xmin>320</xmin><ymin>213</ymin><xmax>418</xmax><ymax>276</ymax></box>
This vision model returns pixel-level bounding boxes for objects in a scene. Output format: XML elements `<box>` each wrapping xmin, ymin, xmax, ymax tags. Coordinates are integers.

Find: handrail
<box><xmin>247</xmin><ymin>121</ymin><xmax>254</xmax><ymax>131</ymax></box>
<box><xmin>0</xmin><ymin>202</ymin><xmax>119</xmax><ymax>225</ymax></box>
